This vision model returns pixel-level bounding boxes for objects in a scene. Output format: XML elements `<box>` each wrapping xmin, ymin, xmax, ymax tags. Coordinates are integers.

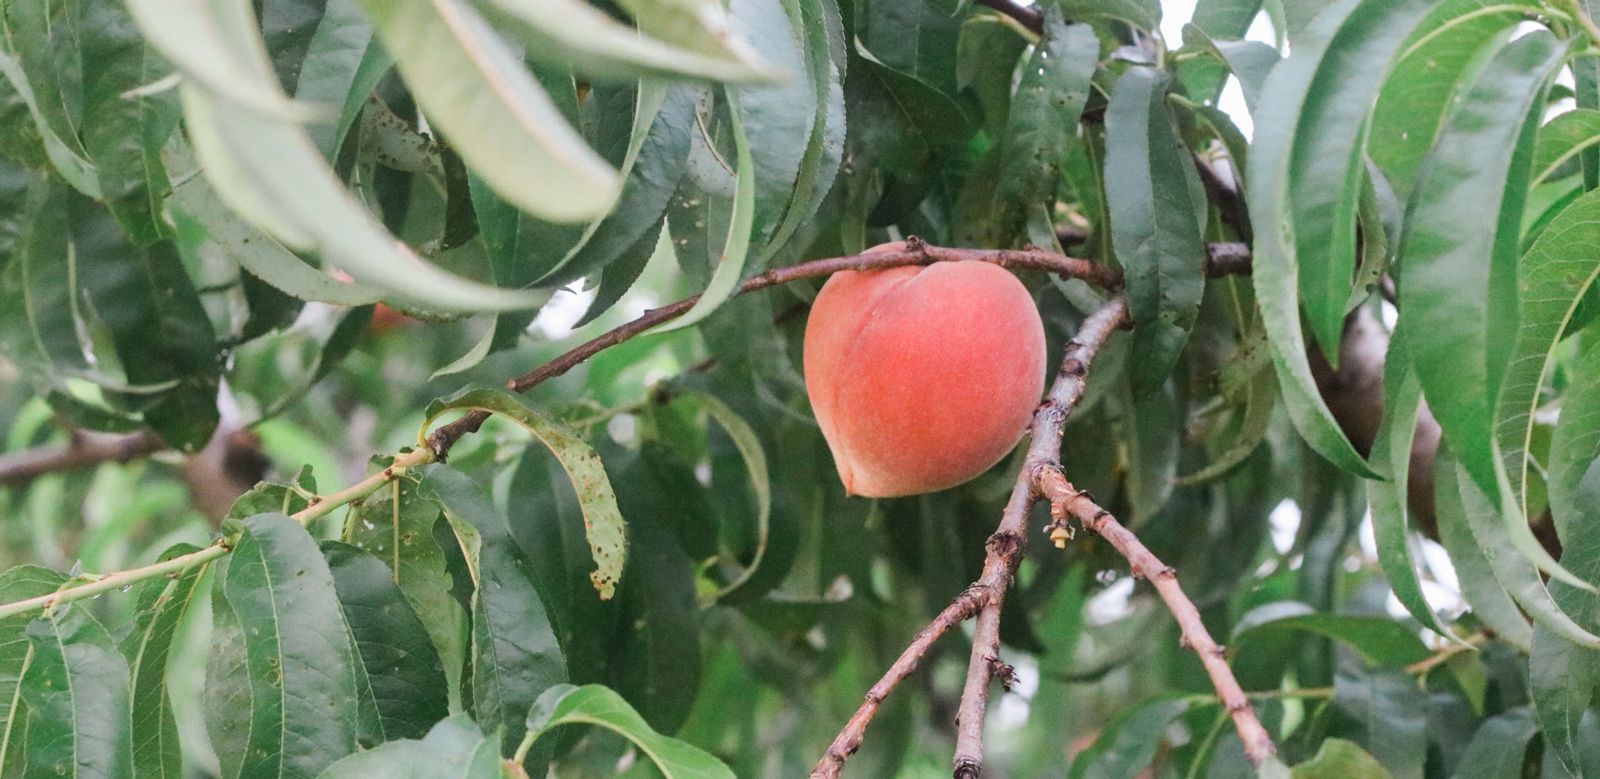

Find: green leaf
<box><xmin>1532</xmin><ymin>108</ymin><xmax>1600</xmax><ymax>187</ymax></box>
<box><xmin>343</xmin><ymin>472</ymin><xmax>468</xmax><ymax>714</ymax></box>
<box><xmin>1498</xmin><ymin>185</ymin><xmax>1600</xmax><ymax>551</ymax></box>
<box><xmin>16</xmin><ymin>184</ymin><xmax>85</xmax><ymax>375</ymax></box>
<box><xmin>1291</xmin><ymin>738</ymin><xmax>1390</xmax><ymax>779</ymax></box>
<box><xmin>653</xmin><ymin>91</ymin><xmax>757</xmax><ymax>334</ymax></box>
<box><xmin>321</xmin><ymin>542</ymin><xmax>449</xmax><ymax>745</ymax></box>
<box><xmin>69</xmin><ymin>193</ymin><xmax>221</xmax><ymax>452</ymax></box>
<box><xmin>1367</xmin><ymin>0</ymin><xmax>1526</xmax><ymax>199</ymax></box>
<box><xmin>1363</xmin><ymin>330</ymin><xmax>1457</xmax><ymax>641</ymax></box>
<box><xmin>1191</xmin><ymin>0</ymin><xmax>1263</xmax><ymax>38</ymax></box>
<box><xmin>140</xmin><ymin>0</ymin><xmax>545</xmax><ymax>314</ymax></box>
<box><xmin>485</xmin><ymin>0</ymin><xmax>779</xmax><ymax>84</ymax></box>
<box><xmin>853</xmin><ymin>0</ymin><xmax>962</xmax><ymax>97</ymax></box>
<box><xmin>1455</xmin><ymin>707</ymin><xmax>1538</xmax><ymax>779</ymax></box>
<box><xmin>536</xmin><ymin>83</ymin><xmax>697</xmax><ymax>289</ymax></box>
<box><xmin>0</xmin><ymin>4</ymin><xmax>101</xmax><ymax>197</ymax></box>
<box><xmin>1121</xmin><ymin>383</ymin><xmax>1178</xmax><ymax>524</ymax></box>
<box><xmin>523</xmin><ymin>684</ymin><xmax>735</xmax><ymax>779</ymax></box>
<box><xmin>165</xmin><ymin>159</ymin><xmax>384</xmax><ymax>307</ymax></box>
<box><xmin>680</xmin><ymin>392</ymin><xmax>770</xmax><ymax>603</ymax></box>
<box><xmin>576</xmin><ymin>220</ymin><xmax>669</xmax><ymax>327</ymax></box>
<box><xmin>1400</xmin><ymin>30</ymin><xmax>1567</xmax><ymax>539</ymax></box>
<box><xmin>423</xmin><ymin>388</ymin><xmax>627</xmax><ymax>599</ymax></box>
<box><xmin>291</xmin><ymin>0</ymin><xmax>379</xmax><ymax>159</ymax></box>
<box><xmin>614</xmin><ymin>0</ymin><xmax>774</xmax><ymax>79</ymax></box>
<box><xmin>756</xmin><ymin>0</ymin><xmax>846</xmax><ymax>263</ymax></box>
<box><xmin>205</xmin><ymin>558</ymin><xmax>251</xmax><ymax>779</ymax></box>
<box><xmin>314</xmin><ymin>714</ymin><xmax>502</xmax><ymax>778</ymax></box>
<box><xmin>1067</xmin><ymin>696</ymin><xmax>1192</xmax><ymax>779</ymax></box>
<box><xmin>419</xmin><ymin>466</ymin><xmax>567</xmax><ymax>755</ymax></box>
<box><xmin>1175</xmin><ymin>364</ymin><xmax>1275</xmax><ymax>485</ymax></box>
<box><xmin>1439</xmin><ymin>455</ymin><xmax>1600</xmax><ymax>646</ymax></box>
<box><xmin>1432</xmin><ymin>454</ymin><xmax>1531</xmax><ymax>650</ymax></box>
<box><xmin>20</xmin><ymin>604</ymin><xmax>133</xmax><ymax>778</ymax></box>
<box><xmin>122</xmin><ymin>544</ymin><xmax>212</xmax><ymax>779</ymax></box>
<box><xmin>357</xmin><ymin>0</ymin><xmax>618</xmax><ymax>223</ymax></box>
<box><xmin>0</xmin><ymin>566</ymin><xmax>68</xmax><ymax>774</ymax></box>
<box><xmin>119</xmin><ymin>0</ymin><xmax>313</xmax><ymax>119</ymax></box>
<box><xmin>1332</xmin><ymin>668</ymin><xmax>1426</xmax><ymax>779</ymax></box>
<box><xmin>1285</xmin><ymin>0</ymin><xmax>1434</xmax><ymax>357</ymax></box>
<box><xmin>1055</xmin><ymin>0</ymin><xmax>1160</xmax><ymax>30</ymax></box>
<box><xmin>723</xmin><ymin>0</ymin><xmax>815</xmax><ymax>250</ymax></box>
<box><xmin>1531</xmin><ymin>336</ymin><xmax>1600</xmax><ymax>775</ymax></box>
<box><xmin>1105</xmin><ymin>66</ymin><xmax>1205</xmax><ymax>397</ymax></box>
<box><xmin>1233</xmin><ymin>602</ymin><xmax>1432</xmax><ymax>667</ymax></box>
<box><xmin>75</xmin><ymin>0</ymin><xmax>173</xmax><ymax>246</ymax></box>
<box><xmin>1179</xmin><ymin>27</ymin><xmax>1278</xmax><ymax>114</ymax></box>
<box><xmin>1000</xmin><ymin>13</ymin><xmax>1097</xmax><ymax>219</ymax></box>
<box><xmin>1245</xmin><ymin>0</ymin><xmax>1381</xmax><ymax>477</ymax></box>
<box><xmin>220</xmin><ymin>513</ymin><xmax>360</xmax><ymax>778</ymax></box>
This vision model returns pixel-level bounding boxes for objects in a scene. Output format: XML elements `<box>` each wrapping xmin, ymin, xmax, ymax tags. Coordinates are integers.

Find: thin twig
<box><xmin>1037</xmin><ymin>467</ymin><xmax>1277</xmax><ymax>768</ymax></box>
<box><xmin>952</xmin><ymin>298</ymin><xmax>1130</xmax><ymax>779</ymax></box>
<box><xmin>812</xmin><ymin>298</ymin><xmax>1130</xmax><ymax>779</ymax></box>
<box><xmin>810</xmin><ymin>584</ymin><xmax>999</xmax><ymax>778</ymax></box>
<box><xmin>506</xmin><ymin>239</ymin><xmax>1249</xmax><ymax>397</ymax></box>
<box><xmin>0</xmin><ymin>430</ymin><xmax>163</xmax><ymax>486</ymax></box>
<box><xmin>0</xmin><ymin>446</ymin><xmax>435</xmax><ymax>621</ymax></box>
<box><xmin>506</xmin><ymin>240</ymin><xmax>1123</xmax><ymax>394</ymax></box>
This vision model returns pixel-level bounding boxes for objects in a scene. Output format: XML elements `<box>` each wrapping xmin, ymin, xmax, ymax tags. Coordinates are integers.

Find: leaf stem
<box><xmin>511</xmin><ymin>729</ymin><xmax>538</xmax><ymax>765</ymax></box>
<box><xmin>1558</xmin><ymin>0</ymin><xmax>1600</xmax><ymax>47</ymax></box>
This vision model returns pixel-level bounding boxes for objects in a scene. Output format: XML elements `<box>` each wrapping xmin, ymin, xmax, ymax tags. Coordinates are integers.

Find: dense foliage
<box><xmin>3</xmin><ymin>0</ymin><xmax>1600</xmax><ymax>776</ymax></box>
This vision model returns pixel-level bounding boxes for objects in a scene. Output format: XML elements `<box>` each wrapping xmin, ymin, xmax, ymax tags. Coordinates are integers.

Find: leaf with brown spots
<box><xmin>422</xmin><ymin>388</ymin><xmax>628</xmax><ymax>600</ymax></box>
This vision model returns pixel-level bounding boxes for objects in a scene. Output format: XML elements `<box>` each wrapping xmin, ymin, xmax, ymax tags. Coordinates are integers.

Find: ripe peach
<box><xmin>803</xmin><ymin>244</ymin><xmax>1046</xmax><ymax>497</ymax></box>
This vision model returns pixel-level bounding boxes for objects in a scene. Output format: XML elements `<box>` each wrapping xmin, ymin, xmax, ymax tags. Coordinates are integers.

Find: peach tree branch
<box><xmin>1037</xmin><ymin>468</ymin><xmax>1278</xmax><ymax>768</ymax></box>
<box><xmin>812</xmin><ymin>296</ymin><xmax>1129</xmax><ymax>779</ymax></box>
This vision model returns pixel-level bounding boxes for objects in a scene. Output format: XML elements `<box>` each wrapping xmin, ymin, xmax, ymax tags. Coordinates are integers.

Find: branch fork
<box><xmin>812</xmin><ymin>296</ymin><xmax>1276</xmax><ymax>778</ymax></box>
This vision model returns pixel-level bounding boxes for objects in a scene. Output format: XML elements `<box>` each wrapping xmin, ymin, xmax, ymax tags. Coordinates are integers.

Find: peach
<box><xmin>803</xmin><ymin>244</ymin><xmax>1047</xmax><ymax>497</ymax></box>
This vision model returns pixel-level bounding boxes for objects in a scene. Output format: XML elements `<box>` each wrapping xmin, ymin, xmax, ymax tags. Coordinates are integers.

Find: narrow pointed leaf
<box><xmin>653</xmin><ymin>89</ymin><xmax>757</xmax><ymax>334</ymax></box>
<box><xmin>1532</xmin><ymin>336</ymin><xmax>1600</xmax><ymax>775</ymax></box>
<box><xmin>1364</xmin><ymin>330</ymin><xmax>1457</xmax><ymax>641</ymax></box>
<box><xmin>122</xmin><ymin>544</ymin><xmax>212</xmax><ymax>779</ymax></box>
<box><xmin>221</xmin><ymin>513</ymin><xmax>360</xmax><ymax>778</ymax></box>
<box><xmin>343</xmin><ymin>472</ymin><xmax>468</xmax><ymax>711</ymax></box>
<box><xmin>758</xmin><ymin>0</ymin><xmax>847</xmax><ymax>261</ymax></box>
<box><xmin>485</xmin><ymin>0</ymin><xmax>779</xmax><ymax>83</ymax></box>
<box><xmin>422</xmin><ymin>467</ymin><xmax>566</xmax><ymax>752</ymax></box>
<box><xmin>291</xmin><ymin>0</ymin><xmax>379</xmax><ymax>158</ymax></box>
<box><xmin>524</xmin><ymin>684</ymin><xmax>735</xmax><ymax>778</ymax></box>
<box><xmin>314</xmin><ymin>715</ymin><xmax>501</xmax><ymax>778</ymax></box>
<box><xmin>1282</xmin><ymin>0</ymin><xmax>1435</xmax><ymax>357</ymax></box>
<box><xmin>1497</xmin><ymin>186</ymin><xmax>1600</xmax><ymax>544</ymax></box>
<box><xmin>137</xmin><ymin>0</ymin><xmax>546</xmax><ymax>313</ymax></box>
<box><xmin>1246</xmin><ymin>0</ymin><xmax>1379</xmax><ymax>477</ymax></box>
<box><xmin>21</xmin><ymin>604</ymin><xmax>133</xmax><ymax>778</ymax></box>
<box><xmin>0</xmin><ymin>566</ymin><xmax>68</xmax><ymax>773</ymax></box>
<box><xmin>321</xmin><ymin>542</ymin><xmax>450</xmax><ymax>745</ymax></box>
<box><xmin>358</xmin><ymin>0</ymin><xmax>618</xmax><ymax>222</ymax></box>
<box><xmin>1106</xmin><ymin>66</ymin><xmax>1205</xmax><ymax>397</ymax></box>
<box><xmin>1400</xmin><ymin>30</ymin><xmax>1566</xmax><ymax>520</ymax></box>
<box><xmin>1440</xmin><ymin>457</ymin><xmax>1600</xmax><ymax>647</ymax></box>
<box><xmin>76</xmin><ymin>0</ymin><xmax>173</xmax><ymax>245</ymax></box>
<box><xmin>1000</xmin><ymin>13</ymin><xmax>1097</xmax><ymax>219</ymax></box>
<box><xmin>1532</xmin><ymin>109</ymin><xmax>1600</xmax><ymax>187</ymax></box>
<box><xmin>1433</xmin><ymin>455</ymin><xmax>1531</xmax><ymax>650</ymax></box>
<box><xmin>423</xmin><ymin>389</ymin><xmax>627</xmax><ymax>599</ymax></box>
<box><xmin>120</xmin><ymin>0</ymin><xmax>315</xmax><ymax>120</ymax></box>
<box><xmin>1404</xmin><ymin>29</ymin><xmax>1584</xmax><ymax>587</ymax></box>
